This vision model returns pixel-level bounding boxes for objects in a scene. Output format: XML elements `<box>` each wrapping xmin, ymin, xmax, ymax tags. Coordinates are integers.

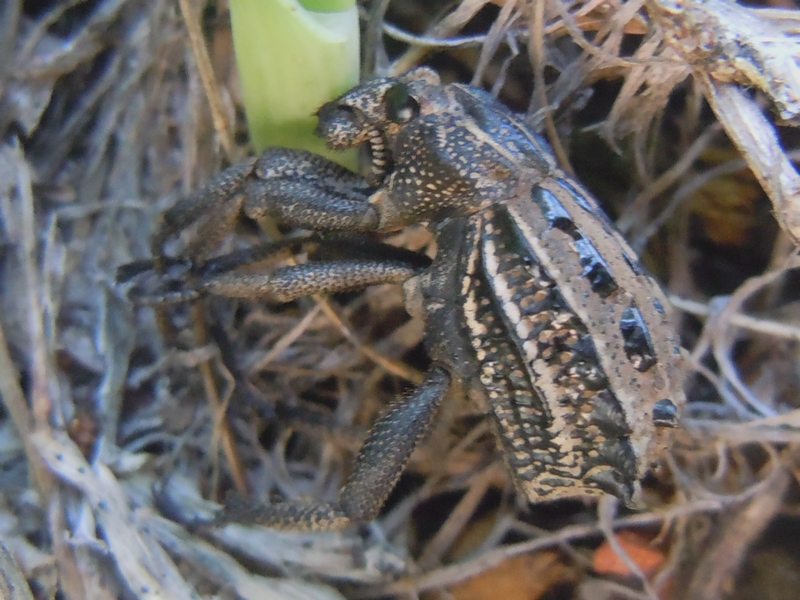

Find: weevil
<box><xmin>123</xmin><ymin>68</ymin><xmax>685</xmax><ymax>531</ymax></box>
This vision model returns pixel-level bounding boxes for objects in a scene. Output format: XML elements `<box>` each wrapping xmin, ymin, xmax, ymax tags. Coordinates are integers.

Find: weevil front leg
<box><xmin>220</xmin><ymin>367</ymin><xmax>451</xmax><ymax>531</ymax></box>
<box><xmin>124</xmin><ymin>236</ymin><xmax>429</xmax><ymax>306</ymax></box>
<box><xmin>153</xmin><ymin>149</ymin><xmax>380</xmax><ymax>261</ymax></box>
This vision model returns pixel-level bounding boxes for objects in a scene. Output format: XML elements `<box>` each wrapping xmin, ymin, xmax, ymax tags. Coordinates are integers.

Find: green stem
<box><xmin>229</xmin><ymin>0</ymin><xmax>359</xmax><ymax>169</ymax></box>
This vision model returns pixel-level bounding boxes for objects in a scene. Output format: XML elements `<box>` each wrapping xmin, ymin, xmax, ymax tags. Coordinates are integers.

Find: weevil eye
<box><xmin>384</xmin><ymin>83</ymin><xmax>420</xmax><ymax>124</ymax></box>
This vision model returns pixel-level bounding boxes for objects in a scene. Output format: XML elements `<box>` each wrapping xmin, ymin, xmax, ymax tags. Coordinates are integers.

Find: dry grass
<box><xmin>1</xmin><ymin>1</ymin><xmax>800</xmax><ymax>599</ymax></box>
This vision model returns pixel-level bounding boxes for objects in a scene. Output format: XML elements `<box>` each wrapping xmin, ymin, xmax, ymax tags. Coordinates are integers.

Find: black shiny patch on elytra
<box><xmin>533</xmin><ymin>188</ymin><xmax>618</xmax><ymax>297</ymax></box>
<box><xmin>620</xmin><ymin>304</ymin><xmax>657</xmax><ymax>372</ymax></box>
<box><xmin>652</xmin><ymin>399</ymin><xmax>679</xmax><ymax>427</ymax></box>
<box><xmin>574</xmin><ymin>237</ymin><xmax>619</xmax><ymax>298</ymax></box>
<box><xmin>533</xmin><ymin>188</ymin><xmax>580</xmax><ymax>239</ymax></box>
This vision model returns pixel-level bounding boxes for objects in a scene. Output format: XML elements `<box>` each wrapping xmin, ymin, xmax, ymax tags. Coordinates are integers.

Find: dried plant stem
<box><xmin>685</xmin><ymin>465</ymin><xmax>790</xmax><ymax>599</ymax></box>
<box><xmin>0</xmin><ymin>323</ymin><xmax>50</xmax><ymax>496</ymax></box>
<box><xmin>700</xmin><ymin>78</ymin><xmax>800</xmax><ymax>247</ymax></box>
<box><xmin>179</xmin><ymin>0</ymin><xmax>235</xmax><ymax>159</ymax></box>
<box><xmin>0</xmin><ymin>542</ymin><xmax>35</xmax><ymax>600</ymax></box>
<box><xmin>190</xmin><ymin>302</ymin><xmax>249</xmax><ymax>494</ymax></box>
<box><xmin>670</xmin><ymin>295</ymin><xmax>800</xmax><ymax>342</ymax></box>
<box><xmin>531</xmin><ymin>0</ymin><xmax>574</xmax><ymax>175</ymax></box>
<box><xmin>313</xmin><ymin>295</ymin><xmax>425</xmax><ymax>384</ymax></box>
<box><xmin>362</xmin><ymin>498</ymin><xmax>731</xmax><ymax>597</ymax></box>
<box><xmin>418</xmin><ymin>464</ymin><xmax>500</xmax><ymax>568</ymax></box>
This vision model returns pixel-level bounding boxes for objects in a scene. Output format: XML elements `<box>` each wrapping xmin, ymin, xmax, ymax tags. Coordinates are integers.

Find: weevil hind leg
<box><xmin>217</xmin><ymin>367</ymin><xmax>452</xmax><ymax>531</ymax></box>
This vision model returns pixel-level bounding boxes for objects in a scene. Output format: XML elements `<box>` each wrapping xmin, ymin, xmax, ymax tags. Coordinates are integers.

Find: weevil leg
<box><xmin>241</xmin><ymin>150</ymin><xmax>379</xmax><ymax>233</ymax></box>
<box><xmin>205</xmin><ymin>258</ymin><xmax>422</xmax><ymax>303</ymax></box>
<box><xmin>130</xmin><ymin>257</ymin><xmax>423</xmax><ymax>306</ymax></box>
<box><xmin>121</xmin><ymin>235</ymin><xmax>320</xmax><ymax>303</ymax></box>
<box><xmin>123</xmin><ymin>235</ymin><xmax>431</xmax><ymax>306</ymax></box>
<box><xmin>152</xmin><ymin>149</ymin><xmax>379</xmax><ymax>261</ymax></box>
<box><xmin>151</xmin><ymin>159</ymin><xmax>257</xmax><ymax>260</ymax></box>
<box><xmin>220</xmin><ymin>367</ymin><xmax>451</xmax><ymax>530</ymax></box>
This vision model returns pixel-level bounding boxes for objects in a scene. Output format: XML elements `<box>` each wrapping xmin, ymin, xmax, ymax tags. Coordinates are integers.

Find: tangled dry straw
<box><xmin>1</xmin><ymin>1</ymin><xmax>799</xmax><ymax>598</ymax></box>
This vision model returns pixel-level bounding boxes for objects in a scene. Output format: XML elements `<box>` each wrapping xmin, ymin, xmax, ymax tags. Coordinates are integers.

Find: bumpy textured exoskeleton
<box><xmin>128</xmin><ymin>68</ymin><xmax>685</xmax><ymax>531</ymax></box>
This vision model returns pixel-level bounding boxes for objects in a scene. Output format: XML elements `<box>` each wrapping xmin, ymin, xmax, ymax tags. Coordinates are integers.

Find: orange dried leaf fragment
<box><xmin>592</xmin><ymin>530</ymin><xmax>666</xmax><ymax>578</ymax></box>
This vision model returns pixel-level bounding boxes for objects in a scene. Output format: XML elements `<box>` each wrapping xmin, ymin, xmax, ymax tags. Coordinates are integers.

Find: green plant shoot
<box><xmin>229</xmin><ymin>0</ymin><xmax>359</xmax><ymax>170</ymax></box>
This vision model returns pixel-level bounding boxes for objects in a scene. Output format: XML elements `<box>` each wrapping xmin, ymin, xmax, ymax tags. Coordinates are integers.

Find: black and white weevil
<box><xmin>122</xmin><ymin>68</ymin><xmax>685</xmax><ymax>531</ymax></box>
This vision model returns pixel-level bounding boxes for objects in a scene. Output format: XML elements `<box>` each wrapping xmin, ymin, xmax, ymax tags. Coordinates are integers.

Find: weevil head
<box><xmin>316</xmin><ymin>68</ymin><xmax>447</xmax><ymax>185</ymax></box>
<box><xmin>316</xmin><ymin>68</ymin><xmax>556</xmax><ymax>227</ymax></box>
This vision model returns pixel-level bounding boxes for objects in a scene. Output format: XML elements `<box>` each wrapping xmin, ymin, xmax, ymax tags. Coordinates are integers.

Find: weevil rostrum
<box><xmin>122</xmin><ymin>68</ymin><xmax>686</xmax><ymax>531</ymax></box>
